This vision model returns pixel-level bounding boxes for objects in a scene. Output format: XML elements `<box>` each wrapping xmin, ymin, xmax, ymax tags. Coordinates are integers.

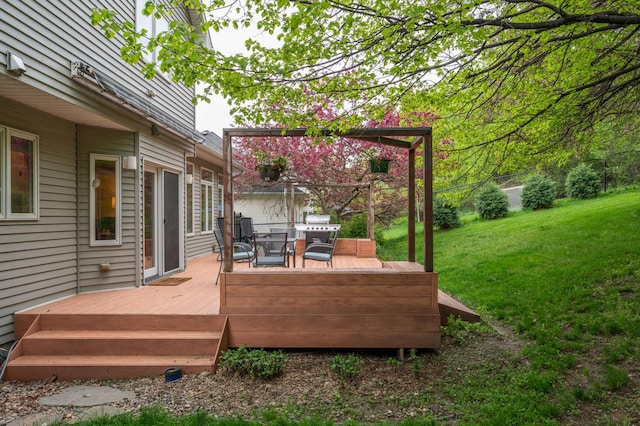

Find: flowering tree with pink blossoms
<box><xmin>233</xmin><ymin>109</ymin><xmax>444</xmax><ymax>226</ymax></box>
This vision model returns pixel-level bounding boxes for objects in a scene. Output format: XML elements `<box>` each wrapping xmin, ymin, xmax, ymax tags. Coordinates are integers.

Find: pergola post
<box><xmin>408</xmin><ymin>148</ymin><xmax>416</xmax><ymax>262</ymax></box>
<box><xmin>222</xmin><ymin>132</ymin><xmax>234</xmax><ymax>274</ymax></box>
<box><xmin>367</xmin><ymin>182</ymin><xmax>374</xmax><ymax>239</ymax></box>
<box><xmin>289</xmin><ymin>181</ymin><xmax>295</xmax><ymax>228</ymax></box>
<box><xmin>423</xmin><ymin>132</ymin><xmax>433</xmax><ymax>272</ymax></box>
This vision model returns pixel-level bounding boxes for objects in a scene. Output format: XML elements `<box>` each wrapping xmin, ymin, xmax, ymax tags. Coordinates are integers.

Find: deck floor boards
<box><xmin>20</xmin><ymin>254</ymin><xmax>383</xmax><ymax>316</ymax></box>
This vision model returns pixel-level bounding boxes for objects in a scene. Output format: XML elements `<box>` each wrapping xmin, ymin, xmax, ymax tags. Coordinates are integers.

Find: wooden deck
<box><xmin>7</xmin><ymin>253</ymin><xmax>478</xmax><ymax>381</ymax></box>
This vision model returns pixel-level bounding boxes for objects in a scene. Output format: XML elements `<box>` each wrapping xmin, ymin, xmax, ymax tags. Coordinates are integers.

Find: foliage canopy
<box><xmin>92</xmin><ymin>1</ymin><xmax>640</xmax><ymax>186</ymax></box>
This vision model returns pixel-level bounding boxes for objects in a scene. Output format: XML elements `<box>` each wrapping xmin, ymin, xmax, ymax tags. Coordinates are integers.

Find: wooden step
<box><xmin>21</xmin><ymin>330</ymin><xmax>221</xmax><ymax>356</ymax></box>
<box><xmin>4</xmin><ymin>355</ymin><xmax>216</xmax><ymax>381</ymax></box>
<box><xmin>6</xmin><ymin>313</ymin><xmax>229</xmax><ymax>381</ymax></box>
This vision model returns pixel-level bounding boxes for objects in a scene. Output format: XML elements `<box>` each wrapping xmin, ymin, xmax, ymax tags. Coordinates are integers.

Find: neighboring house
<box><xmin>234</xmin><ymin>183</ymin><xmax>310</xmax><ymax>232</ymax></box>
<box><xmin>0</xmin><ymin>2</ymin><xmax>225</xmax><ymax>344</ymax></box>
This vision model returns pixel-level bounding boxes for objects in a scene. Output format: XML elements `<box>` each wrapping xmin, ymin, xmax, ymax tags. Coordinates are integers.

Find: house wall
<box><xmin>0</xmin><ymin>1</ymin><xmax>196</xmax><ymax>131</ymax></box>
<box><xmin>0</xmin><ymin>99</ymin><xmax>78</xmax><ymax>344</ymax></box>
<box><xmin>186</xmin><ymin>160</ymin><xmax>223</xmax><ymax>259</ymax></box>
<box><xmin>0</xmin><ymin>2</ymin><xmax>206</xmax><ymax>343</ymax></box>
<box><xmin>77</xmin><ymin>126</ymin><xmax>139</xmax><ymax>292</ymax></box>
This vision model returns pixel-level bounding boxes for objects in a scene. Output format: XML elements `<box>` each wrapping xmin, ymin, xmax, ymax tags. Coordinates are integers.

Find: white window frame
<box><xmin>186</xmin><ymin>162</ymin><xmax>194</xmax><ymax>235</ymax></box>
<box><xmin>136</xmin><ymin>0</ymin><xmax>170</xmax><ymax>76</ymax></box>
<box><xmin>0</xmin><ymin>126</ymin><xmax>39</xmax><ymax>220</ymax></box>
<box><xmin>89</xmin><ymin>154</ymin><xmax>122</xmax><ymax>246</ymax></box>
<box><xmin>201</xmin><ymin>167</ymin><xmax>214</xmax><ymax>233</ymax></box>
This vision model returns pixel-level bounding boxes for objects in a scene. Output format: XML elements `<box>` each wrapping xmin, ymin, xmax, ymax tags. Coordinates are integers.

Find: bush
<box><xmin>475</xmin><ymin>183</ymin><xmax>509</xmax><ymax>219</ymax></box>
<box><xmin>521</xmin><ymin>175</ymin><xmax>556</xmax><ymax>210</ymax></box>
<box><xmin>219</xmin><ymin>346</ymin><xmax>288</xmax><ymax>379</ymax></box>
<box><xmin>340</xmin><ymin>212</ymin><xmax>385</xmax><ymax>244</ymax></box>
<box><xmin>566</xmin><ymin>163</ymin><xmax>601</xmax><ymax>199</ymax></box>
<box><xmin>433</xmin><ymin>196</ymin><xmax>461</xmax><ymax>229</ymax></box>
<box><xmin>330</xmin><ymin>353</ymin><xmax>363</xmax><ymax>382</ymax></box>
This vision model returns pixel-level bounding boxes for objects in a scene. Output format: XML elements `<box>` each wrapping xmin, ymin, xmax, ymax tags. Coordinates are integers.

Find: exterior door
<box><xmin>163</xmin><ymin>170</ymin><xmax>180</xmax><ymax>273</ymax></box>
<box><xmin>144</xmin><ymin>169</ymin><xmax>158</xmax><ymax>279</ymax></box>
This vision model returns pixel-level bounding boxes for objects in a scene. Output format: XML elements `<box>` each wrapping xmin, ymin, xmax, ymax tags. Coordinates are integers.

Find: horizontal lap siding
<box><xmin>0</xmin><ymin>101</ymin><xmax>78</xmax><ymax>344</ymax></box>
<box><xmin>77</xmin><ymin>126</ymin><xmax>138</xmax><ymax>292</ymax></box>
<box><xmin>186</xmin><ymin>160</ymin><xmax>219</xmax><ymax>259</ymax></box>
<box><xmin>220</xmin><ymin>271</ymin><xmax>440</xmax><ymax>349</ymax></box>
<box><xmin>0</xmin><ymin>1</ymin><xmax>195</xmax><ymax>131</ymax></box>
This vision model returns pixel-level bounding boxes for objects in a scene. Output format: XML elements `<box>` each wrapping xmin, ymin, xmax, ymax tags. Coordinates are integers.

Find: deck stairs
<box><xmin>4</xmin><ymin>313</ymin><xmax>228</xmax><ymax>381</ymax></box>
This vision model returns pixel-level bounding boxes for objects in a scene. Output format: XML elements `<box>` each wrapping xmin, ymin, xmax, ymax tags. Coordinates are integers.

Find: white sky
<box><xmin>195</xmin><ymin>18</ymin><xmax>278</xmax><ymax>136</ymax></box>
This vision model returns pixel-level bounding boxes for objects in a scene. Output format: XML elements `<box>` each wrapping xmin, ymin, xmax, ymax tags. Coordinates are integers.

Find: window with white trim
<box><xmin>0</xmin><ymin>126</ymin><xmax>39</xmax><ymax>220</ymax></box>
<box><xmin>90</xmin><ymin>154</ymin><xmax>121</xmax><ymax>246</ymax></box>
<box><xmin>136</xmin><ymin>0</ymin><xmax>169</xmax><ymax>71</ymax></box>
<box><xmin>201</xmin><ymin>167</ymin><xmax>214</xmax><ymax>233</ymax></box>
<box><xmin>186</xmin><ymin>162</ymin><xmax>194</xmax><ymax>235</ymax></box>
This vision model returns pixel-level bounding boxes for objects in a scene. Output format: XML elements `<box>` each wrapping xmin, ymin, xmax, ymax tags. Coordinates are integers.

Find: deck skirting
<box><xmin>220</xmin><ymin>269</ymin><xmax>440</xmax><ymax>349</ymax></box>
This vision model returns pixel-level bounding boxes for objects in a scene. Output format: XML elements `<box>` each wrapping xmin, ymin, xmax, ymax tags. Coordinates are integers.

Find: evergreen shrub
<box><xmin>476</xmin><ymin>183</ymin><xmax>509</xmax><ymax>219</ymax></box>
<box><xmin>521</xmin><ymin>175</ymin><xmax>556</xmax><ymax>210</ymax></box>
<box><xmin>566</xmin><ymin>163</ymin><xmax>601</xmax><ymax>199</ymax></box>
<box><xmin>433</xmin><ymin>196</ymin><xmax>461</xmax><ymax>229</ymax></box>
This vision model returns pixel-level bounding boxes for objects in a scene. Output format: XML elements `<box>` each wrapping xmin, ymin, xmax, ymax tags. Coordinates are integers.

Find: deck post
<box><xmin>289</xmin><ymin>181</ymin><xmax>295</xmax><ymax>228</ymax></box>
<box><xmin>408</xmin><ymin>148</ymin><xmax>416</xmax><ymax>262</ymax></box>
<box><xmin>222</xmin><ymin>130</ymin><xmax>233</xmax><ymax>273</ymax></box>
<box><xmin>423</xmin><ymin>132</ymin><xmax>433</xmax><ymax>272</ymax></box>
<box><xmin>367</xmin><ymin>182</ymin><xmax>374</xmax><ymax>239</ymax></box>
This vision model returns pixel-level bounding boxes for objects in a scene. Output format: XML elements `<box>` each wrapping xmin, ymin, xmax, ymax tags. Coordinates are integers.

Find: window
<box><xmin>0</xmin><ymin>126</ymin><xmax>39</xmax><ymax>220</ymax></box>
<box><xmin>201</xmin><ymin>167</ymin><xmax>214</xmax><ymax>233</ymax></box>
<box><xmin>136</xmin><ymin>0</ymin><xmax>169</xmax><ymax>69</ymax></box>
<box><xmin>90</xmin><ymin>154</ymin><xmax>121</xmax><ymax>246</ymax></box>
<box><xmin>186</xmin><ymin>162</ymin><xmax>194</xmax><ymax>235</ymax></box>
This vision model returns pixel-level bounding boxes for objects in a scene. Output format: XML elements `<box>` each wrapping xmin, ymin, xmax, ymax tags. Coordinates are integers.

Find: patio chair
<box><xmin>253</xmin><ymin>232</ymin><xmax>289</xmax><ymax>267</ymax></box>
<box><xmin>213</xmin><ymin>229</ymin><xmax>254</xmax><ymax>285</ymax></box>
<box><xmin>239</xmin><ymin>217</ymin><xmax>255</xmax><ymax>244</ymax></box>
<box><xmin>270</xmin><ymin>227</ymin><xmax>297</xmax><ymax>267</ymax></box>
<box><xmin>302</xmin><ymin>229</ymin><xmax>340</xmax><ymax>268</ymax></box>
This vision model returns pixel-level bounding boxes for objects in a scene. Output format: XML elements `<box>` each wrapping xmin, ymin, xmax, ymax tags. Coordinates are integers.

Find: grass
<box><xmin>59</xmin><ymin>190</ymin><xmax>640</xmax><ymax>425</ymax></box>
<box><xmin>380</xmin><ymin>190</ymin><xmax>640</xmax><ymax>423</ymax></box>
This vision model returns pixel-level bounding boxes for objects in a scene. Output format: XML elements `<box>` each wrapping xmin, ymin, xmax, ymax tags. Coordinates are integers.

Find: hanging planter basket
<box><xmin>369</xmin><ymin>157</ymin><xmax>391</xmax><ymax>174</ymax></box>
<box><xmin>258</xmin><ymin>164</ymin><xmax>281</xmax><ymax>181</ymax></box>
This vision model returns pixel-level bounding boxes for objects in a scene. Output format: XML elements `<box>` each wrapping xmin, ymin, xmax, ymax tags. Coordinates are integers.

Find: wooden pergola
<box><xmin>222</xmin><ymin>127</ymin><xmax>433</xmax><ymax>271</ymax></box>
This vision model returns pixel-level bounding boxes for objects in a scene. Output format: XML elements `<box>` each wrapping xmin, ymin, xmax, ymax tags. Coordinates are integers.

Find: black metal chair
<box><xmin>302</xmin><ymin>229</ymin><xmax>340</xmax><ymax>268</ymax></box>
<box><xmin>253</xmin><ymin>232</ymin><xmax>289</xmax><ymax>267</ymax></box>
<box><xmin>213</xmin><ymin>229</ymin><xmax>254</xmax><ymax>284</ymax></box>
<box><xmin>240</xmin><ymin>217</ymin><xmax>255</xmax><ymax>244</ymax></box>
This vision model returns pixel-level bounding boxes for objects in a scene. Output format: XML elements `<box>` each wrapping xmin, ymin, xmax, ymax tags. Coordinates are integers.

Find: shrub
<box><xmin>219</xmin><ymin>346</ymin><xmax>288</xmax><ymax>379</ymax></box>
<box><xmin>521</xmin><ymin>175</ymin><xmax>556</xmax><ymax>210</ymax></box>
<box><xmin>565</xmin><ymin>163</ymin><xmax>601</xmax><ymax>199</ymax></box>
<box><xmin>340</xmin><ymin>212</ymin><xmax>385</xmax><ymax>244</ymax></box>
<box><xmin>475</xmin><ymin>183</ymin><xmax>509</xmax><ymax>219</ymax></box>
<box><xmin>433</xmin><ymin>196</ymin><xmax>461</xmax><ymax>229</ymax></box>
<box><xmin>330</xmin><ymin>353</ymin><xmax>363</xmax><ymax>382</ymax></box>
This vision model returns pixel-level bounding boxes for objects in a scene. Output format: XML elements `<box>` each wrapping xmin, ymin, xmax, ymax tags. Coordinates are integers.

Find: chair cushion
<box><xmin>302</xmin><ymin>252</ymin><xmax>331</xmax><ymax>262</ymax></box>
<box><xmin>233</xmin><ymin>252</ymin><xmax>253</xmax><ymax>261</ymax></box>
<box><xmin>254</xmin><ymin>255</ymin><xmax>287</xmax><ymax>266</ymax></box>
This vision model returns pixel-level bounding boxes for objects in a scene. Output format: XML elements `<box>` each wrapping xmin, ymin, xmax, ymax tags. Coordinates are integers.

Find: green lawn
<box><xmin>380</xmin><ymin>190</ymin><xmax>640</xmax><ymax>424</ymax></box>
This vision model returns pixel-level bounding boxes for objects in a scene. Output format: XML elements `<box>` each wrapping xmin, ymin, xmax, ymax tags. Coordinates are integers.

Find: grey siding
<box><xmin>186</xmin><ymin>161</ymin><xmax>223</xmax><ymax>259</ymax></box>
<box><xmin>0</xmin><ymin>99</ymin><xmax>78</xmax><ymax>343</ymax></box>
<box><xmin>0</xmin><ymin>1</ymin><xmax>195</xmax><ymax>130</ymax></box>
<box><xmin>77</xmin><ymin>126</ymin><xmax>138</xmax><ymax>293</ymax></box>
